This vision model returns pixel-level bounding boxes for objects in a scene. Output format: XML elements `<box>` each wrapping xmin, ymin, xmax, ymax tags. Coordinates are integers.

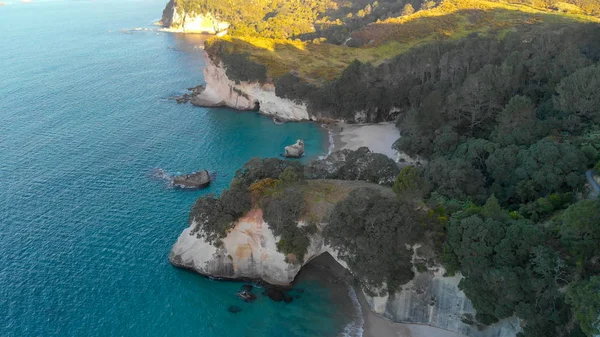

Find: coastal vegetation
<box><xmin>189</xmin><ymin>150</ymin><xmax>399</xmax><ymax>260</ymax></box>
<box><xmin>199</xmin><ymin>0</ymin><xmax>600</xmax><ymax>84</ymax></box>
<box><xmin>181</xmin><ymin>0</ymin><xmax>600</xmax><ymax>335</ymax></box>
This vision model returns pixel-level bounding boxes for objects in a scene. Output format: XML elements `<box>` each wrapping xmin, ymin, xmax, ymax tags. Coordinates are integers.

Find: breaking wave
<box><xmin>341</xmin><ymin>284</ymin><xmax>364</xmax><ymax>337</ymax></box>
<box><xmin>319</xmin><ymin>126</ymin><xmax>335</xmax><ymax>159</ymax></box>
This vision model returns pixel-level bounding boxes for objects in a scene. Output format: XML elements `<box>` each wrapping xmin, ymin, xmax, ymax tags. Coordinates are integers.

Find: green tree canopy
<box><xmin>567</xmin><ymin>276</ymin><xmax>600</xmax><ymax>337</ymax></box>
<box><xmin>555</xmin><ymin>64</ymin><xmax>600</xmax><ymax>122</ymax></box>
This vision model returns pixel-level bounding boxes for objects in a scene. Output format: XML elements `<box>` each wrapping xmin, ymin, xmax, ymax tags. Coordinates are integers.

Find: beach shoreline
<box><xmin>322</xmin><ymin>122</ymin><xmax>401</xmax><ymax>160</ymax></box>
<box><xmin>298</xmin><ymin>253</ymin><xmax>469</xmax><ymax>337</ymax></box>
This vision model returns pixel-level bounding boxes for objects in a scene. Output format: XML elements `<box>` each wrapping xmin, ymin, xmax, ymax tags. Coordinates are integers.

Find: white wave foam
<box><xmin>148</xmin><ymin>168</ymin><xmax>174</xmax><ymax>187</ymax></box>
<box><xmin>341</xmin><ymin>284</ymin><xmax>364</xmax><ymax>337</ymax></box>
<box><xmin>319</xmin><ymin>126</ymin><xmax>335</xmax><ymax>159</ymax></box>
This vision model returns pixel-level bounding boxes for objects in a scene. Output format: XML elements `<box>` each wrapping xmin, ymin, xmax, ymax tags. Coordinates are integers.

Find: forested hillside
<box><xmin>178</xmin><ymin>0</ymin><xmax>600</xmax><ymax>335</ymax></box>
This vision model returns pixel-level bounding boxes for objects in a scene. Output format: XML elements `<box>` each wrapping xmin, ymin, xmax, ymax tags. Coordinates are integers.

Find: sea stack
<box><xmin>283</xmin><ymin>139</ymin><xmax>304</xmax><ymax>158</ymax></box>
<box><xmin>172</xmin><ymin>170</ymin><xmax>211</xmax><ymax>188</ymax></box>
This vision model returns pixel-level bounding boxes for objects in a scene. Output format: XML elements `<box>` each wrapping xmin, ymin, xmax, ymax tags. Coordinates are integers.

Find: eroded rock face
<box><xmin>190</xmin><ymin>51</ymin><xmax>311</xmax><ymax>121</ymax></box>
<box><xmin>170</xmin><ymin>206</ymin><xmax>520</xmax><ymax>337</ymax></box>
<box><xmin>170</xmin><ymin>209</ymin><xmax>324</xmax><ymax>285</ymax></box>
<box><xmin>160</xmin><ymin>0</ymin><xmax>229</xmax><ymax>34</ymax></box>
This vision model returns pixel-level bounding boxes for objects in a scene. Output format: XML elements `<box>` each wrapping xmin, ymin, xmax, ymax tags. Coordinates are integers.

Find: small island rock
<box><xmin>172</xmin><ymin>170</ymin><xmax>211</xmax><ymax>188</ymax></box>
<box><xmin>283</xmin><ymin>139</ymin><xmax>304</xmax><ymax>158</ymax></box>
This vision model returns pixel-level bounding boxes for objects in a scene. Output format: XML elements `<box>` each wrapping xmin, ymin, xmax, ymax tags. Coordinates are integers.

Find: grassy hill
<box><xmin>205</xmin><ymin>0</ymin><xmax>599</xmax><ymax>83</ymax></box>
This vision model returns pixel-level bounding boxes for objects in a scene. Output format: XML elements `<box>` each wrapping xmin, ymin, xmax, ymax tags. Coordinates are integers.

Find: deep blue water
<box><xmin>0</xmin><ymin>1</ymin><xmax>352</xmax><ymax>336</ymax></box>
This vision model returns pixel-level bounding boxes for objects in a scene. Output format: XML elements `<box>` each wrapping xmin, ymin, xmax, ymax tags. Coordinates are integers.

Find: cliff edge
<box><xmin>159</xmin><ymin>0</ymin><xmax>229</xmax><ymax>34</ymax></box>
<box><xmin>188</xmin><ymin>50</ymin><xmax>312</xmax><ymax>121</ymax></box>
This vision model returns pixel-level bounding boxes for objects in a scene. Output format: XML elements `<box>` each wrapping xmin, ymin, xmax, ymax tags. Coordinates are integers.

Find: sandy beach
<box><xmin>326</xmin><ymin>122</ymin><xmax>401</xmax><ymax>159</ymax></box>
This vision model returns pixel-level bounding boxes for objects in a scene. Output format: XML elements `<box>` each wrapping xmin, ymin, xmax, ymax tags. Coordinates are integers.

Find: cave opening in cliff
<box><xmin>253</xmin><ymin>101</ymin><xmax>260</xmax><ymax>111</ymax></box>
<box><xmin>293</xmin><ymin>252</ymin><xmax>352</xmax><ymax>285</ymax></box>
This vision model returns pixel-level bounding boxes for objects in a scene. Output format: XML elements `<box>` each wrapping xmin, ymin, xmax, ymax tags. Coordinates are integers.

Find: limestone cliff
<box><xmin>170</xmin><ymin>201</ymin><xmax>520</xmax><ymax>337</ymax></box>
<box><xmin>160</xmin><ymin>0</ymin><xmax>229</xmax><ymax>34</ymax></box>
<box><xmin>190</xmin><ymin>51</ymin><xmax>311</xmax><ymax>121</ymax></box>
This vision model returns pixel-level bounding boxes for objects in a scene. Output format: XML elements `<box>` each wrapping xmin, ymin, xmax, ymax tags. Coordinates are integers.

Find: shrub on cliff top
<box><xmin>324</xmin><ymin>188</ymin><xmax>424</xmax><ymax>293</ymax></box>
<box><xmin>220</xmin><ymin>52</ymin><xmax>267</xmax><ymax>84</ymax></box>
<box><xmin>235</xmin><ymin>157</ymin><xmax>303</xmax><ymax>187</ymax></box>
<box><xmin>262</xmin><ymin>187</ymin><xmax>310</xmax><ymax>263</ymax></box>
<box><xmin>189</xmin><ymin>180</ymin><xmax>251</xmax><ymax>245</ymax></box>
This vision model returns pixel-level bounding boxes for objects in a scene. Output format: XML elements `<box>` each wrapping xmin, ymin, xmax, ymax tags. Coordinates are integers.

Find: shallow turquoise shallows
<box><xmin>0</xmin><ymin>1</ymin><xmax>353</xmax><ymax>336</ymax></box>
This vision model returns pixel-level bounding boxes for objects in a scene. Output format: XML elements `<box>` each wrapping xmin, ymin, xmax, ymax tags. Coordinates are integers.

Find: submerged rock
<box><xmin>283</xmin><ymin>139</ymin><xmax>304</xmax><ymax>158</ymax></box>
<box><xmin>172</xmin><ymin>170</ymin><xmax>210</xmax><ymax>188</ymax></box>
<box><xmin>237</xmin><ymin>290</ymin><xmax>257</xmax><ymax>302</ymax></box>
<box><xmin>228</xmin><ymin>305</ymin><xmax>242</xmax><ymax>313</ymax></box>
<box><xmin>264</xmin><ymin>288</ymin><xmax>285</xmax><ymax>302</ymax></box>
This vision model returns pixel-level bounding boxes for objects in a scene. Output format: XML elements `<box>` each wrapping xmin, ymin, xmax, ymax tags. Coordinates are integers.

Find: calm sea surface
<box><xmin>0</xmin><ymin>1</ymin><xmax>355</xmax><ymax>336</ymax></box>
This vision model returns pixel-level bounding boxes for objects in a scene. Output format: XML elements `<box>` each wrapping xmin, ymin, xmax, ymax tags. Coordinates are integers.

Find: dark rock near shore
<box><xmin>263</xmin><ymin>287</ymin><xmax>294</xmax><ymax>303</ymax></box>
<box><xmin>228</xmin><ymin>305</ymin><xmax>242</xmax><ymax>313</ymax></box>
<box><xmin>172</xmin><ymin>170</ymin><xmax>211</xmax><ymax>188</ymax></box>
<box><xmin>264</xmin><ymin>287</ymin><xmax>285</xmax><ymax>302</ymax></box>
<box><xmin>242</xmin><ymin>284</ymin><xmax>253</xmax><ymax>292</ymax></box>
<box><xmin>172</xmin><ymin>85</ymin><xmax>205</xmax><ymax>104</ymax></box>
<box><xmin>237</xmin><ymin>290</ymin><xmax>257</xmax><ymax>302</ymax></box>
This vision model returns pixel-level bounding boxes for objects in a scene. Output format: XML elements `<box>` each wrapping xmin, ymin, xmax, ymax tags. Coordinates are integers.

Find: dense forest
<box><xmin>180</xmin><ymin>0</ymin><xmax>600</xmax><ymax>335</ymax></box>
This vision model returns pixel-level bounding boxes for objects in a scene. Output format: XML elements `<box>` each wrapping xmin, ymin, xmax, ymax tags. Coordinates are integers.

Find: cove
<box><xmin>0</xmin><ymin>0</ymin><xmax>358</xmax><ymax>336</ymax></box>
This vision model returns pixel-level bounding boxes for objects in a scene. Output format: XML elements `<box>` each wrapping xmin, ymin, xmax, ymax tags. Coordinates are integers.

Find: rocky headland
<box><xmin>185</xmin><ymin>51</ymin><xmax>312</xmax><ymax>121</ymax></box>
<box><xmin>169</xmin><ymin>152</ymin><xmax>521</xmax><ymax>337</ymax></box>
<box><xmin>159</xmin><ymin>0</ymin><xmax>229</xmax><ymax>34</ymax></box>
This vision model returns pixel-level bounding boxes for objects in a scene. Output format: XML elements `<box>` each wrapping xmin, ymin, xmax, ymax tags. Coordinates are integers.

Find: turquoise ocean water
<box><xmin>0</xmin><ymin>1</ymin><xmax>356</xmax><ymax>336</ymax></box>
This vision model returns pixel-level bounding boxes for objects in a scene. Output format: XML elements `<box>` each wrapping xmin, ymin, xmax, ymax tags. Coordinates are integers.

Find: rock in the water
<box><xmin>228</xmin><ymin>305</ymin><xmax>242</xmax><ymax>313</ymax></box>
<box><xmin>284</xmin><ymin>295</ymin><xmax>293</xmax><ymax>303</ymax></box>
<box><xmin>283</xmin><ymin>139</ymin><xmax>304</xmax><ymax>158</ymax></box>
<box><xmin>172</xmin><ymin>170</ymin><xmax>210</xmax><ymax>188</ymax></box>
<box><xmin>241</xmin><ymin>284</ymin><xmax>253</xmax><ymax>292</ymax></box>
<box><xmin>264</xmin><ymin>288</ymin><xmax>285</xmax><ymax>302</ymax></box>
<box><xmin>237</xmin><ymin>290</ymin><xmax>257</xmax><ymax>302</ymax></box>
<box><xmin>172</xmin><ymin>85</ymin><xmax>205</xmax><ymax>104</ymax></box>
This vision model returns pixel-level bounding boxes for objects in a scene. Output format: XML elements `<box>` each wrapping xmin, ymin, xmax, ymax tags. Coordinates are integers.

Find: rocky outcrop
<box><xmin>160</xmin><ymin>0</ymin><xmax>229</xmax><ymax>34</ymax></box>
<box><xmin>170</xmin><ymin>205</ymin><xmax>520</xmax><ymax>337</ymax></box>
<box><xmin>172</xmin><ymin>170</ymin><xmax>210</xmax><ymax>188</ymax></box>
<box><xmin>170</xmin><ymin>208</ymin><xmax>321</xmax><ymax>285</ymax></box>
<box><xmin>283</xmin><ymin>139</ymin><xmax>304</xmax><ymax>158</ymax></box>
<box><xmin>188</xmin><ymin>51</ymin><xmax>311</xmax><ymax>121</ymax></box>
<box><xmin>305</xmin><ymin>147</ymin><xmax>400</xmax><ymax>185</ymax></box>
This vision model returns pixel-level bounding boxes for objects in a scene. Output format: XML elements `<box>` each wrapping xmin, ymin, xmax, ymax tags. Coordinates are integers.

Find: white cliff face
<box><xmin>160</xmin><ymin>0</ymin><xmax>229</xmax><ymax>34</ymax></box>
<box><xmin>191</xmin><ymin>52</ymin><xmax>311</xmax><ymax>121</ymax></box>
<box><xmin>171</xmin><ymin>209</ymin><xmax>520</xmax><ymax>337</ymax></box>
<box><xmin>170</xmin><ymin>209</ymin><xmax>327</xmax><ymax>285</ymax></box>
<box><xmin>366</xmin><ymin>267</ymin><xmax>521</xmax><ymax>337</ymax></box>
